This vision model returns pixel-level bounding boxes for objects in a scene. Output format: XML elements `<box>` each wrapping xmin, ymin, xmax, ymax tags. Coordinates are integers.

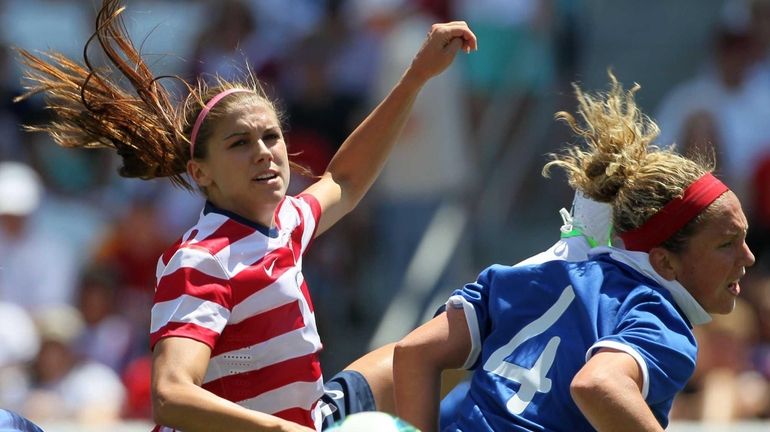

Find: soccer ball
<box><xmin>326</xmin><ymin>411</ymin><xmax>420</xmax><ymax>432</ymax></box>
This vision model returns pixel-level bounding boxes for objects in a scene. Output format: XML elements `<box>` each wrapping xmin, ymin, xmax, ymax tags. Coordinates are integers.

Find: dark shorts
<box><xmin>320</xmin><ymin>370</ymin><xmax>376</xmax><ymax>429</ymax></box>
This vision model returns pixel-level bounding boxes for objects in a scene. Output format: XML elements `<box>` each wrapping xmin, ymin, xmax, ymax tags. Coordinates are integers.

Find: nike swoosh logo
<box><xmin>265</xmin><ymin>258</ymin><xmax>277</xmax><ymax>277</ymax></box>
<box><xmin>325</xmin><ymin>389</ymin><xmax>344</xmax><ymax>400</ymax></box>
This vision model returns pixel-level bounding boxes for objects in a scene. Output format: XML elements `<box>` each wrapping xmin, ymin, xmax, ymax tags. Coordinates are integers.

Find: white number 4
<box><xmin>483</xmin><ymin>285</ymin><xmax>576</xmax><ymax>414</ymax></box>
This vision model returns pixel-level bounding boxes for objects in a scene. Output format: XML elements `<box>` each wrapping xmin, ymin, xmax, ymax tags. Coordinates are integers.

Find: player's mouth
<box><xmin>253</xmin><ymin>172</ymin><xmax>278</xmax><ymax>182</ymax></box>
<box><xmin>727</xmin><ymin>280</ymin><xmax>740</xmax><ymax>296</ymax></box>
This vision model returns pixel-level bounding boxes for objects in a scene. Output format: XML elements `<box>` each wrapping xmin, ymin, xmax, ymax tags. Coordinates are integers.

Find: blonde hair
<box><xmin>14</xmin><ymin>0</ymin><xmax>302</xmax><ymax>192</ymax></box>
<box><xmin>543</xmin><ymin>72</ymin><xmax>716</xmax><ymax>251</ymax></box>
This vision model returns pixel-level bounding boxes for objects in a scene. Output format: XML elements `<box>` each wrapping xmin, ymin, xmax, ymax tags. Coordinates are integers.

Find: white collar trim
<box><xmin>590</xmin><ymin>246</ymin><xmax>712</xmax><ymax>326</ymax></box>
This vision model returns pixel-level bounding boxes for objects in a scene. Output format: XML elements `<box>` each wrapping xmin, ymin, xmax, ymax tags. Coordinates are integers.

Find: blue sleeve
<box><xmin>447</xmin><ymin>265</ymin><xmax>501</xmax><ymax>369</ymax></box>
<box><xmin>592</xmin><ymin>289</ymin><xmax>697</xmax><ymax>407</ymax></box>
<box><xmin>0</xmin><ymin>409</ymin><xmax>45</xmax><ymax>432</ymax></box>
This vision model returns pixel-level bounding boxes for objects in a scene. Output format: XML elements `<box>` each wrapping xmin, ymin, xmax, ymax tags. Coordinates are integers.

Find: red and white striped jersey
<box><xmin>150</xmin><ymin>195</ymin><xmax>325</xmax><ymax>431</ymax></box>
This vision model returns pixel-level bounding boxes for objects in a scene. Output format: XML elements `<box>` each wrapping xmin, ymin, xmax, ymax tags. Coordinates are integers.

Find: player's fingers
<box><xmin>444</xmin><ymin>36</ymin><xmax>464</xmax><ymax>54</ymax></box>
<box><xmin>431</xmin><ymin>22</ymin><xmax>477</xmax><ymax>52</ymax></box>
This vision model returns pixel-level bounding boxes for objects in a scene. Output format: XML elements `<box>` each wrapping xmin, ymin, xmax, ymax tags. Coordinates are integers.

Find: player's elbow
<box><xmin>395</xmin><ymin>310</ymin><xmax>471</xmax><ymax>373</ymax></box>
<box><xmin>151</xmin><ymin>378</ymin><xmax>184</xmax><ymax>426</ymax></box>
<box><xmin>394</xmin><ymin>334</ymin><xmax>443</xmax><ymax>376</ymax></box>
<box><xmin>393</xmin><ymin>337</ymin><xmax>422</xmax><ymax>372</ymax></box>
<box><xmin>570</xmin><ymin>367</ymin><xmax>612</xmax><ymax>408</ymax></box>
<box><xmin>571</xmin><ymin>367</ymin><xmax>640</xmax><ymax>413</ymax></box>
<box><xmin>151</xmin><ymin>382</ymin><xmax>171</xmax><ymax>425</ymax></box>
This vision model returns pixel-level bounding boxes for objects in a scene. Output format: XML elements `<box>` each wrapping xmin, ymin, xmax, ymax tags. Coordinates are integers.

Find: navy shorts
<box><xmin>319</xmin><ymin>370</ymin><xmax>376</xmax><ymax>429</ymax></box>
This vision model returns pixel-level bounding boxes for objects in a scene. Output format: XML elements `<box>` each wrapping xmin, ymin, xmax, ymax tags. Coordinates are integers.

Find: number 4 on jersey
<box><xmin>483</xmin><ymin>285</ymin><xmax>576</xmax><ymax>414</ymax></box>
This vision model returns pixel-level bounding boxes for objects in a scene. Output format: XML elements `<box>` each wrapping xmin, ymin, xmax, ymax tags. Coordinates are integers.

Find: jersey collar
<box><xmin>590</xmin><ymin>246</ymin><xmax>712</xmax><ymax>326</ymax></box>
<box><xmin>203</xmin><ymin>201</ymin><xmax>279</xmax><ymax>238</ymax></box>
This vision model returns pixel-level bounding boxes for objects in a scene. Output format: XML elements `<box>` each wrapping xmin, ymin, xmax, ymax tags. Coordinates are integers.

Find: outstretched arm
<box><xmin>303</xmin><ymin>22</ymin><xmax>477</xmax><ymax>236</ymax></box>
<box><xmin>571</xmin><ymin>349</ymin><xmax>665</xmax><ymax>432</ymax></box>
<box><xmin>394</xmin><ymin>306</ymin><xmax>472</xmax><ymax>432</ymax></box>
<box><xmin>152</xmin><ymin>337</ymin><xmax>314</xmax><ymax>432</ymax></box>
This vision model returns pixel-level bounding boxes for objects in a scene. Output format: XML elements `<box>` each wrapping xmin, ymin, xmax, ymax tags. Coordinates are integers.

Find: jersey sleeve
<box><xmin>446</xmin><ymin>265</ymin><xmax>500</xmax><ymax>370</ymax></box>
<box><xmin>293</xmin><ymin>194</ymin><xmax>323</xmax><ymax>254</ymax></box>
<box><xmin>150</xmin><ymin>247</ymin><xmax>233</xmax><ymax>351</ymax></box>
<box><xmin>586</xmin><ymin>288</ymin><xmax>697</xmax><ymax>406</ymax></box>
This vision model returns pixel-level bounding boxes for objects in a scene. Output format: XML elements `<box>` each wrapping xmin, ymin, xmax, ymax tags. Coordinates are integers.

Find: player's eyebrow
<box><xmin>223</xmin><ymin>131</ymin><xmax>248</xmax><ymax>140</ymax></box>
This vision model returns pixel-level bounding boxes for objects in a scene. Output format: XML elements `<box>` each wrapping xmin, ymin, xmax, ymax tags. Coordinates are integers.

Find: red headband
<box><xmin>619</xmin><ymin>172</ymin><xmax>729</xmax><ymax>252</ymax></box>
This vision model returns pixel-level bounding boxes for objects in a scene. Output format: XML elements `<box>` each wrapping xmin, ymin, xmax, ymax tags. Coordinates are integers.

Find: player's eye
<box><xmin>229</xmin><ymin>139</ymin><xmax>247</xmax><ymax>148</ymax></box>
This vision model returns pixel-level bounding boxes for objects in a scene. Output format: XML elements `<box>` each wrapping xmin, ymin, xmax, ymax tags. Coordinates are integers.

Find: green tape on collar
<box><xmin>560</xmin><ymin>227</ymin><xmax>599</xmax><ymax>248</ymax></box>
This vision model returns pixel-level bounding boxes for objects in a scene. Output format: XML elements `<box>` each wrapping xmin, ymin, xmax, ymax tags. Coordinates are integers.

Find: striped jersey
<box><xmin>150</xmin><ymin>195</ymin><xmax>325</xmax><ymax>431</ymax></box>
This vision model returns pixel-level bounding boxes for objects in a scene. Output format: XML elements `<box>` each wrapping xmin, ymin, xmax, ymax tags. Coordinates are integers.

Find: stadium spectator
<box><xmin>0</xmin><ymin>162</ymin><xmax>78</xmax><ymax>312</ymax></box>
<box><xmin>655</xmin><ymin>0</ymin><xmax>770</xmax><ymax>208</ymax></box>
<box><xmin>22</xmin><ymin>305</ymin><xmax>125</xmax><ymax>425</ymax></box>
<box><xmin>72</xmin><ymin>266</ymin><xmax>135</xmax><ymax>374</ymax></box>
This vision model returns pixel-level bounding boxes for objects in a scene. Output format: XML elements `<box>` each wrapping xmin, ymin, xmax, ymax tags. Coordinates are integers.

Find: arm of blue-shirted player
<box><xmin>571</xmin><ymin>348</ymin><xmax>665</xmax><ymax>432</ymax></box>
<box><xmin>152</xmin><ymin>337</ymin><xmax>315</xmax><ymax>432</ymax></box>
<box><xmin>393</xmin><ymin>306</ymin><xmax>472</xmax><ymax>432</ymax></box>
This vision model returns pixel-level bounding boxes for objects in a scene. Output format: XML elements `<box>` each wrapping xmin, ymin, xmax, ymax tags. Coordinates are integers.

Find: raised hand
<box><xmin>406</xmin><ymin>21</ymin><xmax>477</xmax><ymax>84</ymax></box>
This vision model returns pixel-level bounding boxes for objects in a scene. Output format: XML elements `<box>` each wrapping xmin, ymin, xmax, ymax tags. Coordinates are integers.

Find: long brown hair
<box><xmin>15</xmin><ymin>0</ymin><xmax>304</xmax><ymax>192</ymax></box>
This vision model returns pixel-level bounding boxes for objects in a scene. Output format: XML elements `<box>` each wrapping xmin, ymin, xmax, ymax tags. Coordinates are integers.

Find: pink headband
<box><xmin>619</xmin><ymin>172</ymin><xmax>729</xmax><ymax>252</ymax></box>
<box><xmin>189</xmin><ymin>88</ymin><xmax>252</xmax><ymax>159</ymax></box>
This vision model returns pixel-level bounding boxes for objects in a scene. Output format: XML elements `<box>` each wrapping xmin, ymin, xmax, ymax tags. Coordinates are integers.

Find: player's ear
<box><xmin>648</xmin><ymin>247</ymin><xmax>677</xmax><ymax>281</ymax></box>
<box><xmin>188</xmin><ymin>159</ymin><xmax>212</xmax><ymax>188</ymax></box>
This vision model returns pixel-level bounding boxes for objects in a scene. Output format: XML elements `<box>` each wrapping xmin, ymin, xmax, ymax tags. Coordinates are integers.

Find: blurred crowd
<box><xmin>0</xmin><ymin>0</ymin><xmax>769</xmax><ymax>427</ymax></box>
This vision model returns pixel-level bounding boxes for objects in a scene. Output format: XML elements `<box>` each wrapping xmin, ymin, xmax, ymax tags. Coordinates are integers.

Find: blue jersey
<box><xmin>445</xmin><ymin>250</ymin><xmax>705</xmax><ymax>432</ymax></box>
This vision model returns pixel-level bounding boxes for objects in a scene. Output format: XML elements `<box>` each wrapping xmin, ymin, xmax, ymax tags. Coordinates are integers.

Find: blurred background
<box><xmin>0</xmin><ymin>0</ymin><xmax>769</xmax><ymax>430</ymax></box>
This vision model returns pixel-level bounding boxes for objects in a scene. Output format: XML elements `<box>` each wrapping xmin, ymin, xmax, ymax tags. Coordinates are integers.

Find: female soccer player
<box><xmin>393</xmin><ymin>74</ymin><xmax>755</xmax><ymax>432</ymax></box>
<box><xmin>15</xmin><ymin>1</ymin><xmax>476</xmax><ymax>431</ymax></box>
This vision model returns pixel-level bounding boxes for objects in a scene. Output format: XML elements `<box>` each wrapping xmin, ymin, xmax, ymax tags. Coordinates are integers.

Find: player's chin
<box><xmin>260</xmin><ymin>190</ymin><xmax>285</xmax><ymax>205</ymax></box>
<box><xmin>710</xmin><ymin>295</ymin><xmax>737</xmax><ymax>315</ymax></box>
